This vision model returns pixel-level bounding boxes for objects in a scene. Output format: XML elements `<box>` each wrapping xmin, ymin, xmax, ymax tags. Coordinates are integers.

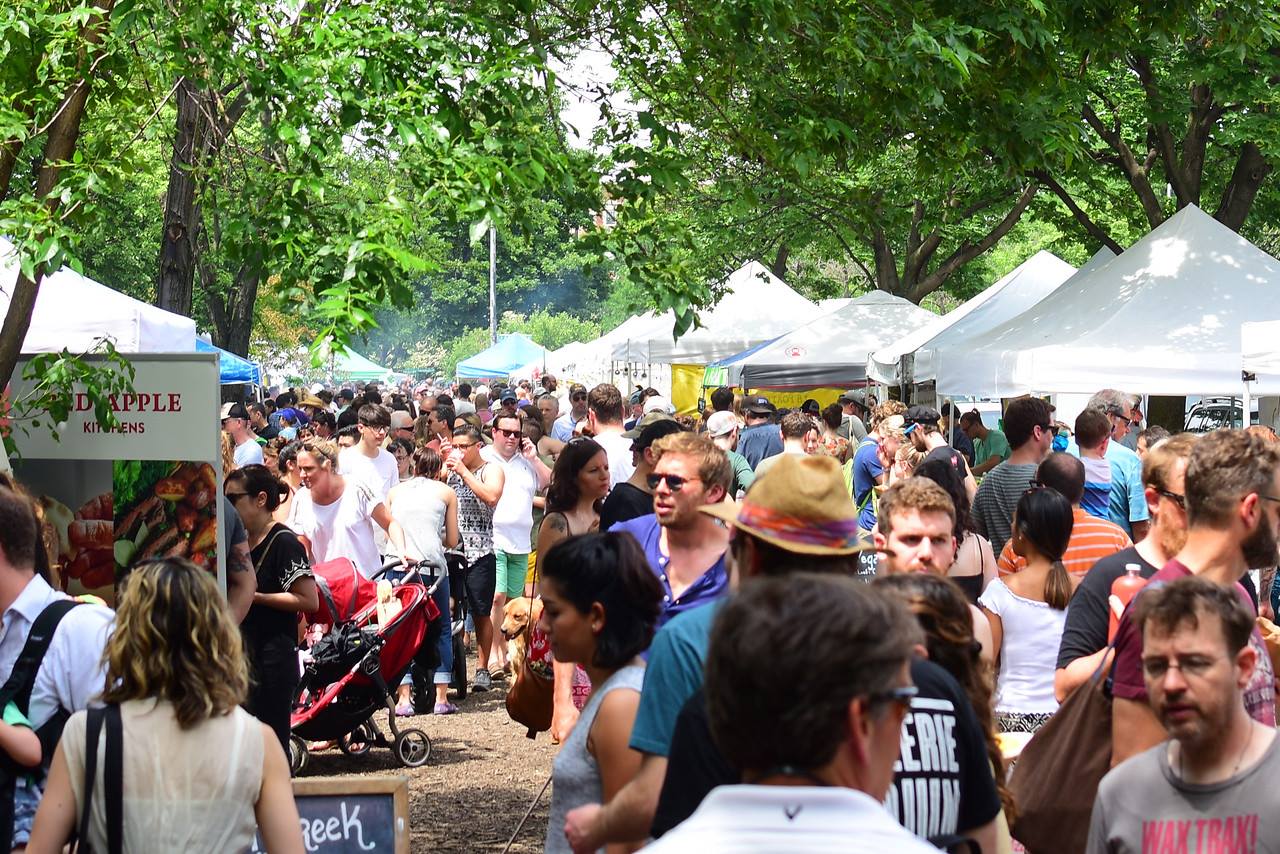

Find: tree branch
<box><xmin>1081</xmin><ymin>101</ymin><xmax>1166</xmax><ymax>228</ymax></box>
<box><xmin>1031</xmin><ymin>170</ymin><xmax>1123</xmax><ymax>254</ymax></box>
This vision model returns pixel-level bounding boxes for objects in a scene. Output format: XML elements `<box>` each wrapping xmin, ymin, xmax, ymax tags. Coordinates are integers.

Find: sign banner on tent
<box><xmin>6</xmin><ymin>353</ymin><xmax>225</xmax><ymax>603</ymax></box>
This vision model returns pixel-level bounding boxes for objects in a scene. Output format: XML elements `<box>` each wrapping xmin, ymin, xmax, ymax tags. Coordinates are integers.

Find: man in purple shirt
<box><xmin>609</xmin><ymin>431</ymin><xmax>732</xmax><ymax>632</ymax></box>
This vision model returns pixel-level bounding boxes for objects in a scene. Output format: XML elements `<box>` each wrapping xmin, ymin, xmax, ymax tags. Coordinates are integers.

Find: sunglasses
<box><xmin>646</xmin><ymin>473</ymin><xmax>701</xmax><ymax>492</ymax></box>
<box><xmin>1156</xmin><ymin>489</ymin><xmax>1186</xmax><ymax>510</ymax></box>
<box><xmin>494</xmin><ymin>427</ymin><xmax>521</xmax><ymax>437</ymax></box>
<box><xmin>1106</xmin><ymin>408</ymin><xmax>1134</xmax><ymax>428</ymax></box>
<box><xmin>224</xmin><ymin>492</ymin><xmax>251</xmax><ymax>503</ymax></box>
<box><xmin>571</xmin><ymin>393</ymin><xmax>587</xmax><ymax>401</ymax></box>
<box><xmin>866</xmin><ymin>684</ymin><xmax>919</xmax><ymax>714</ymax></box>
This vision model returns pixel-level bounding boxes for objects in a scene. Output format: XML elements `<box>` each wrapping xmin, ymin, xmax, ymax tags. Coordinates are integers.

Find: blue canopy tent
<box><xmin>456</xmin><ymin>333</ymin><xmax>547</xmax><ymax>379</ymax></box>
<box><xmin>196</xmin><ymin>339</ymin><xmax>262</xmax><ymax>385</ymax></box>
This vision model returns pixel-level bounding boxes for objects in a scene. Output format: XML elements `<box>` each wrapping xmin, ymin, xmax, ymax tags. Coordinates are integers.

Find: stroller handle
<box><xmin>369</xmin><ymin>557</ymin><xmax>405</xmax><ymax>582</ymax></box>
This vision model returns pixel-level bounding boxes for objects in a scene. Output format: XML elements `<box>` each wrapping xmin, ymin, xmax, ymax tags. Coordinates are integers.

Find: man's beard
<box><xmin>1242</xmin><ymin>514</ymin><xmax>1280</xmax><ymax>570</ymax></box>
<box><xmin>1157</xmin><ymin>517</ymin><xmax>1188</xmax><ymax>561</ymax></box>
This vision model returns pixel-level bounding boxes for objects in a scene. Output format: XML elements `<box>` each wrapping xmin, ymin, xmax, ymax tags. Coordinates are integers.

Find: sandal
<box><xmin>433</xmin><ymin>702</ymin><xmax>459</xmax><ymax>715</ymax></box>
<box><xmin>394</xmin><ymin>701</ymin><xmax>415</xmax><ymax>717</ymax></box>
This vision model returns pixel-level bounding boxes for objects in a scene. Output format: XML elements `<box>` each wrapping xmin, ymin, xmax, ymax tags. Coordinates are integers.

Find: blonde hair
<box><xmin>220</xmin><ymin>431</ymin><xmax>236</xmax><ymax>473</ymax></box>
<box><xmin>895</xmin><ymin>443</ymin><xmax>924</xmax><ymax>474</ymax></box>
<box><xmin>102</xmin><ymin>559</ymin><xmax>248</xmax><ymax>728</ymax></box>
<box><xmin>297</xmin><ymin>436</ymin><xmax>339</xmax><ymax>468</ymax></box>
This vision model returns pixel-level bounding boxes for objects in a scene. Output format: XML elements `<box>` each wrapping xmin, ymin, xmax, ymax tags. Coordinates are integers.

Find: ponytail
<box><xmin>1045</xmin><ymin>559</ymin><xmax>1072</xmax><ymax>610</ymax></box>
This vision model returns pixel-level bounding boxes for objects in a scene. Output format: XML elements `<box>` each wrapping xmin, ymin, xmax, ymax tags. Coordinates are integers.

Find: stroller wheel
<box><xmin>339</xmin><ymin>725</ymin><xmax>373</xmax><ymax>756</ymax></box>
<box><xmin>289</xmin><ymin>735</ymin><xmax>308</xmax><ymax>776</ymax></box>
<box><xmin>394</xmin><ymin>728</ymin><xmax>432</xmax><ymax>768</ymax></box>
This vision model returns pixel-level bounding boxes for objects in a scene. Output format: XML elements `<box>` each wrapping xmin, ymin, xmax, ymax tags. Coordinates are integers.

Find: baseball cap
<box><xmin>705</xmin><ymin>411</ymin><xmax>739</xmax><ymax>438</ymax></box>
<box><xmin>220</xmin><ymin>402</ymin><xmax>249</xmax><ymax>421</ymax></box>
<box><xmin>569</xmin><ymin>383</ymin><xmax>588</xmax><ymax>398</ymax></box>
<box><xmin>622</xmin><ymin>411</ymin><xmax>674</xmax><ymax>439</ymax></box>
<box><xmin>904</xmin><ymin>405</ymin><xmax>941</xmax><ymax>434</ymax></box>
<box><xmin>643</xmin><ymin>395</ymin><xmax>674</xmax><ymax>415</ymax></box>
<box><xmin>745</xmin><ymin>395</ymin><xmax>774</xmax><ymax>415</ymax></box>
<box><xmin>799</xmin><ymin>398</ymin><xmax>821</xmax><ymax>416</ymax></box>
<box><xmin>336</xmin><ymin>388</ymin><xmax>355</xmax><ymax>402</ymax></box>
<box><xmin>632</xmin><ymin>417</ymin><xmax>686</xmax><ymax>451</ymax></box>
<box><xmin>413</xmin><ymin>382</ymin><xmax>431</xmax><ymax>396</ymax></box>
<box><xmin>499</xmin><ymin>388</ymin><xmax>518</xmax><ymax>403</ymax></box>
<box><xmin>839</xmin><ymin>389</ymin><xmax>867</xmax><ymax>406</ymax></box>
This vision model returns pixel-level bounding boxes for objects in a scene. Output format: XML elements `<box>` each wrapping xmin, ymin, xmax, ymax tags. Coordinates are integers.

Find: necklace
<box><xmin>1176</xmin><ymin>722</ymin><xmax>1255</xmax><ymax>782</ymax></box>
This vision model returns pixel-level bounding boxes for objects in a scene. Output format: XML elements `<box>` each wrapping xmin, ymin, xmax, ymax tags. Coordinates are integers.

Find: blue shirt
<box><xmin>1079</xmin><ymin>455</ymin><xmax>1112</xmax><ymax>520</ymax></box>
<box><xmin>551</xmin><ymin>412</ymin><xmax>576</xmax><ymax>442</ymax></box>
<box><xmin>1066</xmin><ymin>440</ymin><xmax>1149</xmax><ymax>535</ymax></box>
<box><xmin>852</xmin><ymin>438</ymin><xmax>882</xmax><ymax>530</ymax></box>
<box><xmin>629</xmin><ymin>601</ymin><xmax>721</xmax><ymax>757</ymax></box>
<box><xmin>609</xmin><ymin>514</ymin><xmax>728</xmax><ymax>634</ymax></box>
<box><xmin>737</xmin><ymin>423</ymin><xmax>783</xmax><ymax>470</ymax></box>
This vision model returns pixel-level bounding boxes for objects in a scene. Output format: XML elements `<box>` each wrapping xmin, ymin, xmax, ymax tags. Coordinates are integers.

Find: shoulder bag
<box><xmin>74</xmin><ymin>704</ymin><xmax>123</xmax><ymax>854</ymax></box>
<box><xmin>505</xmin><ymin>514</ymin><xmax>564</xmax><ymax>738</ymax></box>
<box><xmin>1007</xmin><ymin>651</ymin><xmax>1113</xmax><ymax>853</ymax></box>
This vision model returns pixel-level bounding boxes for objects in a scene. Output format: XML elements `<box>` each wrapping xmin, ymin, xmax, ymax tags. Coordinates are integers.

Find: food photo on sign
<box><xmin>113</xmin><ymin>460</ymin><xmax>219</xmax><ymax>573</ymax></box>
<box><xmin>10</xmin><ymin>458</ymin><xmax>114</xmax><ymax>594</ymax></box>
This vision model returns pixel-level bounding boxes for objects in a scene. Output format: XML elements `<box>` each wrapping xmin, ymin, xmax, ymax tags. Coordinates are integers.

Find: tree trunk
<box><xmin>205</xmin><ymin>258</ymin><xmax>261</xmax><ymax>357</ymax></box>
<box><xmin>0</xmin><ymin>0</ymin><xmax>116</xmax><ymax>393</ymax></box>
<box><xmin>156</xmin><ymin>80</ymin><xmax>211</xmax><ymax>316</ymax></box>
<box><xmin>1215</xmin><ymin>142</ymin><xmax>1272</xmax><ymax>232</ymax></box>
<box><xmin>769</xmin><ymin>243</ymin><xmax>790</xmax><ymax>280</ymax></box>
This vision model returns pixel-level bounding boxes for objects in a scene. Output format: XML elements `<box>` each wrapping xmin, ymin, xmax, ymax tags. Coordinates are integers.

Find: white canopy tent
<box><xmin>610</xmin><ymin>262</ymin><xmax>820</xmax><ymax>364</ymax></box>
<box><xmin>0</xmin><ymin>237</ymin><xmax>196</xmax><ymax>353</ymax></box>
<box><xmin>867</xmin><ymin>250</ymin><xmax>1079</xmax><ymax>386</ymax></box>
<box><xmin>728</xmin><ymin>291</ymin><xmax>938</xmax><ymax>389</ymax></box>
<box><xmin>935</xmin><ymin>205</ymin><xmax>1280</xmax><ymax>397</ymax></box>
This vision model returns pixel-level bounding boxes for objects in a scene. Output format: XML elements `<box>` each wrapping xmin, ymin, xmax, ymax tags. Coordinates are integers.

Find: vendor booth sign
<box><xmin>5</xmin><ymin>353</ymin><xmax>224</xmax><ymax>602</ymax></box>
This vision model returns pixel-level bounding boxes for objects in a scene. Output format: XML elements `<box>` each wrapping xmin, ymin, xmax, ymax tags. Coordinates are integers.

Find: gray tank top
<box><xmin>544</xmin><ymin>664</ymin><xmax>646</xmax><ymax>854</ymax></box>
<box><xmin>391</xmin><ymin>478</ymin><xmax>448</xmax><ymax>572</ymax></box>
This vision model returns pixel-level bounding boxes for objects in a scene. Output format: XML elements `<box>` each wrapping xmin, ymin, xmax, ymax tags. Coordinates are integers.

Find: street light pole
<box><xmin>488</xmin><ymin>226</ymin><xmax>497</xmax><ymax>345</ymax></box>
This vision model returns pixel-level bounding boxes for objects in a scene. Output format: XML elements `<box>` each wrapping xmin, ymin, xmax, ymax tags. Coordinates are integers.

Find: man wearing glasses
<box><xmin>642</xmin><ymin>575</ymin><xmax>937</xmax><ymax>853</ymax></box>
<box><xmin>552</xmin><ymin>383</ymin><xmax>589</xmax><ymax>442</ymax></box>
<box><xmin>1054</xmin><ymin>434</ymin><xmax>1197</xmax><ymax>701</ymax></box>
<box><xmin>221</xmin><ymin>402</ymin><xmax>264</xmax><ymax>467</ymax></box>
<box><xmin>1109</xmin><ymin>429</ymin><xmax>1279</xmax><ymax>768</ymax></box>
<box><xmin>337</xmin><ymin>405</ymin><xmax>400</xmax><ymax>557</ymax></box>
<box><xmin>483</xmin><ymin>412</ymin><xmax>552</xmax><ymax>676</ymax></box>
<box><xmin>972</xmin><ymin>396</ymin><xmax>1055</xmax><ymax>554</ymax></box>
<box><xmin>1090</xmin><ymin>578</ymin><xmax>1279</xmax><ymax>854</ymax></box>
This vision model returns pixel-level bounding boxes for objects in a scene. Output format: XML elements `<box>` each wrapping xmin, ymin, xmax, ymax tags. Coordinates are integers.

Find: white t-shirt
<box><xmin>593</xmin><ymin>430</ymin><xmax>636</xmax><ymax>488</ymax></box>
<box><xmin>454</xmin><ymin>399</ymin><xmax>476</xmax><ymax>416</ymax></box>
<box><xmin>643</xmin><ymin>785</ymin><xmax>940</xmax><ymax>853</ymax></box>
<box><xmin>482</xmin><ymin>446</ymin><xmax>538</xmax><ymax>554</ymax></box>
<box><xmin>233</xmin><ymin>438</ymin><xmax>263</xmax><ymax>467</ymax></box>
<box><xmin>338</xmin><ymin>445</ymin><xmax>398</xmax><ymax>500</ymax></box>
<box><xmin>292</xmin><ymin>482</ymin><xmax>384</xmax><ymax>578</ymax></box>
<box><xmin>977</xmin><ymin>578</ymin><xmax>1067</xmax><ymax>714</ymax></box>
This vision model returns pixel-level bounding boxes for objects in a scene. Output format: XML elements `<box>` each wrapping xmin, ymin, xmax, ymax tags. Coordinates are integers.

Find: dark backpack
<box><xmin>305</xmin><ymin>623</ymin><xmax>380</xmax><ymax>687</ymax></box>
<box><xmin>0</xmin><ymin>599</ymin><xmax>82</xmax><ymax>850</ymax></box>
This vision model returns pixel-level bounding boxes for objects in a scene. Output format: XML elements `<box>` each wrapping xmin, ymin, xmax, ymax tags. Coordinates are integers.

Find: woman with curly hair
<box><xmin>27</xmin><ymin>558</ymin><xmax>303</xmax><ymax>853</ymax></box>
<box><xmin>874</xmin><ymin>572</ymin><xmax>1014</xmax><ymax>854</ymax></box>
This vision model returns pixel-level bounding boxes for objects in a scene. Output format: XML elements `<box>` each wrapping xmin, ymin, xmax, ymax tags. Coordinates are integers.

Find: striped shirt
<box><xmin>972</xmin><ymin>462</ymin><xmax>1038</xmax><ymax>555</ymax></box>
<box><xmin>997</xmin><ymin>507</ymin><xmax>1132</xmax><ymax>580</ymax></box>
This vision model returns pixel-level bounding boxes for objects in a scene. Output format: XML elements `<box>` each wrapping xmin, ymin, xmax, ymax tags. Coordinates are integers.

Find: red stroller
<box><xmin>288</xmin><ymin>557</ymin><xmax>441</xmax><ymax>774</ymax></box>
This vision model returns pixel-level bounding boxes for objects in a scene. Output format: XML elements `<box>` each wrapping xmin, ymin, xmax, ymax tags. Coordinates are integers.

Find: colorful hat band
<box><xmin>736</xmin><ymin>502</ymin><xmax>863</xmax><ymax>550</ymax></box>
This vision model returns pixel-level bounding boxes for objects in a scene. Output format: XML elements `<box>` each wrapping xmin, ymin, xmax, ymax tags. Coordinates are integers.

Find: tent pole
<box><xmin>1242</xmin><ymin>375</ymin><xmax>1253</xmax><ymax>430</ymax></box>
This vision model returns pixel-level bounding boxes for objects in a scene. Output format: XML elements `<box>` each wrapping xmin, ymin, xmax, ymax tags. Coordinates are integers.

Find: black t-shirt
<box><xmin>887</xmin><ymin>658</ymin><xmax>1002</xmax><ymax>840</ymax></box>
<box><xmin>651</xmin><ymin>658</ymin><xmax>1001</xmax><ymax>842</ymax></box>
<box><xmin>600</xmin><ymin>482</ymin><xmax>653</xmax><ymax>531</ymax></box>
<box><xmin>242</xmin><ymin>523</ymin><xmax>312</xmax><ymax>651</ymax></box>
<box><xmin>1055</xmin><ymin>546</ymin><xmax>1157</xmax><ymax>670</ymax></box>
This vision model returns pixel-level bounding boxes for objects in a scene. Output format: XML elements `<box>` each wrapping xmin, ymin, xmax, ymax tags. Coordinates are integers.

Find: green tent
<box><xmin>333</xmin><ymin>348</ymin><xmax>393</xmax><ymax>382</ymax></box>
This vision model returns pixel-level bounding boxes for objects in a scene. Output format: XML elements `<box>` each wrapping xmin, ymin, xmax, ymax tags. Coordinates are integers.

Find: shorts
<box><xmin>495</xmin><ymin>551</ymin><xmax>529</xmax><ymax>599</ymax></box>
<box><xmin>464</xmin><ymin>552</ymin><xmax>497</xmax><ymax>617</ymax></box>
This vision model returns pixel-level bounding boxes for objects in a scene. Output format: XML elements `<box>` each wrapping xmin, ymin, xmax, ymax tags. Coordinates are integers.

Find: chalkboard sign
<box><xmin>252</xmin><ymin>776</ymin><xmax>409</xmax><ymax>853</ymax></box>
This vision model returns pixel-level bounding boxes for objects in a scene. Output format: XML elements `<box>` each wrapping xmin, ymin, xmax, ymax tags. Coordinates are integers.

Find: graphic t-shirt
<box><xmin>242</xmin><ymin>524</ymin><xmax>312</xmax><ymax>649</ymax></box>
<box><xmin>1088</xmin><ymin>733</ymin><xmax>1280</xmax><ymax>854</ymax></box>
<box><xmin>1080</xmin><ymin>455</ymin><xmax>1113</xmax><ymax>520</ymax></box>
<box><xmin>650</xmin><ymin>658</ymin><xmax>1001</xmax><ymax>843</ymax></box>
<box><xmin>1110</xmin><ymin>560</ymin><xmax>1276</xmax><ymax>726</ymax></box>
<box><xmin>447</xmin><ymin>465</ymin><xmax>494</xmax><ymax>558</ymax></box>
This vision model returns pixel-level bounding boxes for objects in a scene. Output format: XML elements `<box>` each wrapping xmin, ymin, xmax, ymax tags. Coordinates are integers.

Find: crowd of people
<box><xmin>0</xmin><ymin>373</ymin><xmax>1277</xmax><ymax>852</ymax></box>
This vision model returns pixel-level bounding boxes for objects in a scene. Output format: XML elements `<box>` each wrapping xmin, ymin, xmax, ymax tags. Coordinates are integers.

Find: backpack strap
<box><xmin>76</xmin><ymin>704</ymin><xmax>123</xmax><ymax>854</ymax></box>
<box><xmin>0</xmin><ymin>599</ymin><xmax>82</xmax><ymax>716</ymax></box>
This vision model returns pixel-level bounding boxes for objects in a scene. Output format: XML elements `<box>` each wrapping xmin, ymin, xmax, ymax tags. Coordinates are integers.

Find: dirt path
<box><xmin>302</xmin><ymin>653</ymin><xmax>559</xmax><ymax>853</ymax></box>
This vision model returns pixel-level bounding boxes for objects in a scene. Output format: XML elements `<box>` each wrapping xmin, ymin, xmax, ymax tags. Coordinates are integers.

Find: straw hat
<box><xmin>298</xmin><ymin>393</ymin><xmax>325</xmax><ymax>410</ymax></box>
<box><xmin>700</xmin><ymin>454</ymin><xmax>868</xmax><ymax>555</ymax></box>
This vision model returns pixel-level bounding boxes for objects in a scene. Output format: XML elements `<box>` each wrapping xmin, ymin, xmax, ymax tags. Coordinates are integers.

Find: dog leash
<box><xmin>501</xmin><ymin>772</ymin><xmax>553</xmax><ymax>854</ymax></box>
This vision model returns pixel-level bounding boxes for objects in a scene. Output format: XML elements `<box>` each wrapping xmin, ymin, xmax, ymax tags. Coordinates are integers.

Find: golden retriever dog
<box><xmin>501</xmin><ymin>596</ymin><xmax>543</xmax><ymax>675</ymax></box>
